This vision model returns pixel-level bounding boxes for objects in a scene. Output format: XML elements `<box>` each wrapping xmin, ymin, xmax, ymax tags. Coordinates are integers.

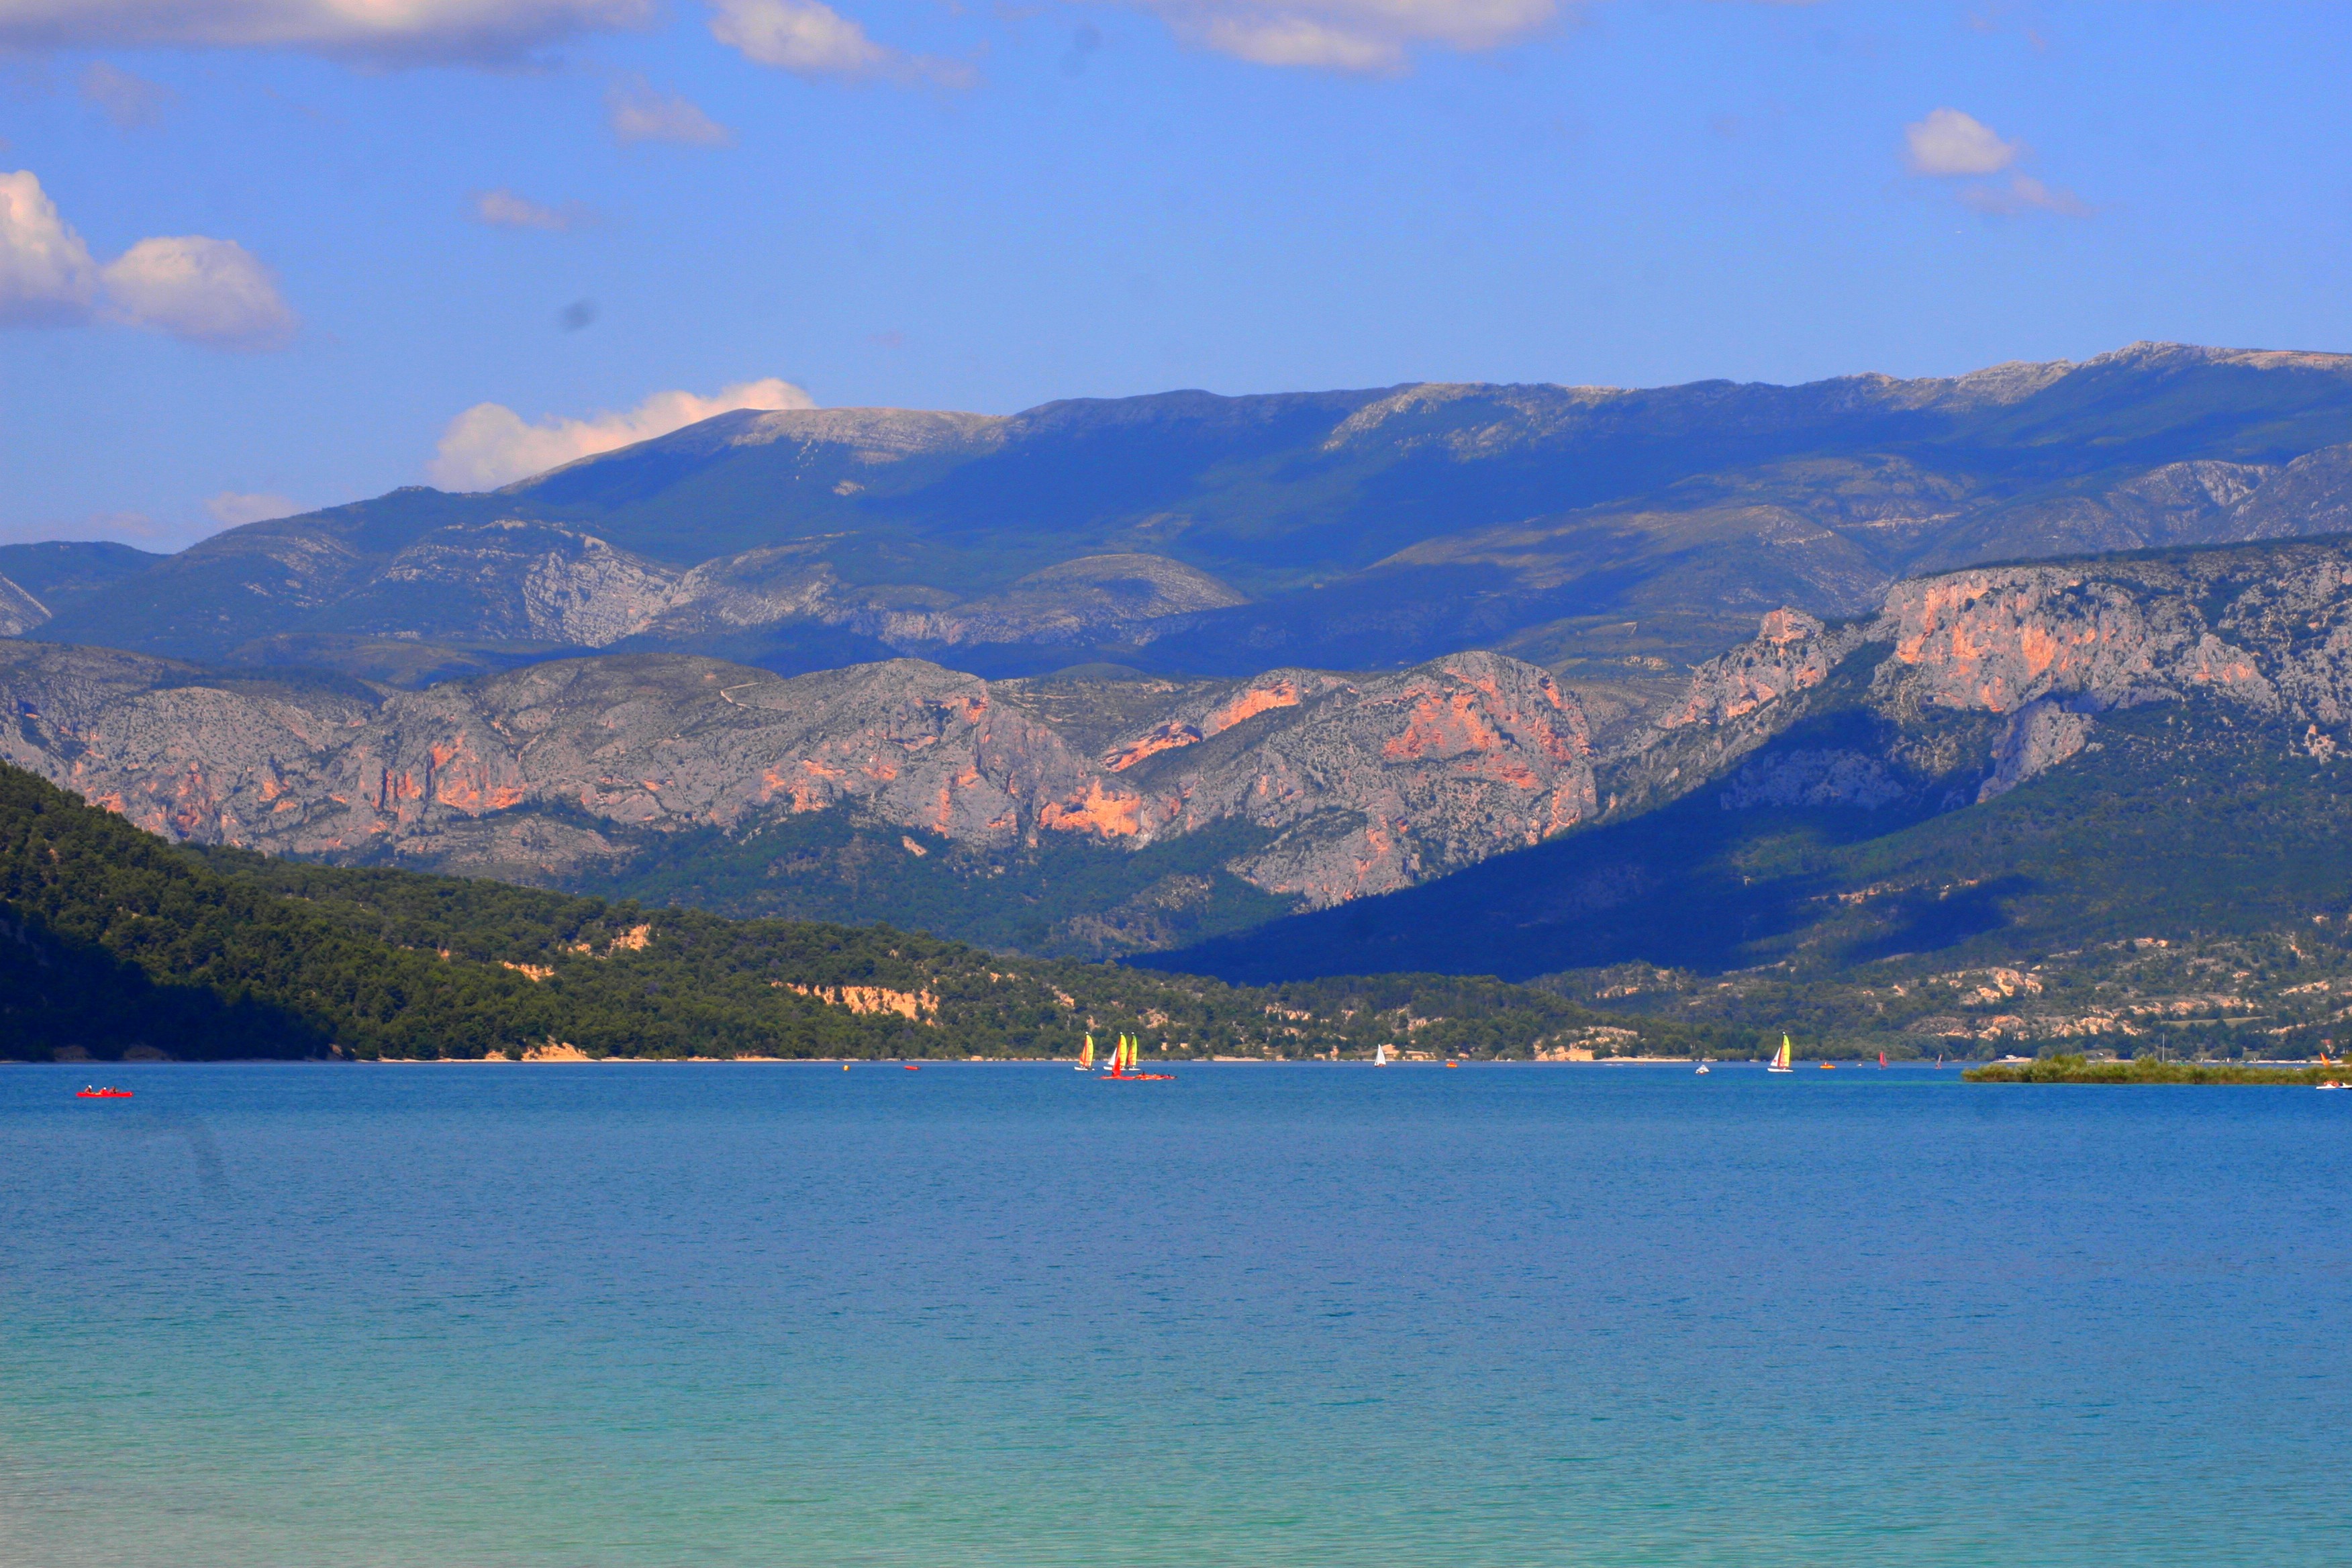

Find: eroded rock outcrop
<box><xmin>0</xmin><ymin>642</ymin><xmax>1596</xmax><ymax>908</ymax></box>
<box><xmin>1626</xmin><ymin>540</ymin><xmax>2352</xmax><ymax>810</ymax></box>
<box><xmin>0</xmin><ymin>574</ymin><xmax>46</xmax><ymax>638</ymax></box>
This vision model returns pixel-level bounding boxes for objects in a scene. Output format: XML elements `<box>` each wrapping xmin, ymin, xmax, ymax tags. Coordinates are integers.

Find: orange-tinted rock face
<box><xmin>1883</xmin><ymin>573</ymin><xmax>2163</xmax><ymax>712</ymax></box>
<box><xmin>1103</xmin><ymin>679</ymin><xmax>1310</xmax><ymax>771</ymax></box>
<box><xmin>0</xmin><ymin>644</ymin><xmax>1596</xmax><ymax>910</ymax></box>
<box><xmin>1875</xmin><ymin>568</ymin><xmax>2282</xmax><ymax>716</ymax></box>
<box><xmin>1038</xmin><ymin>780</ymin><xmax>1146</xmax><ymax>838</ymax></box>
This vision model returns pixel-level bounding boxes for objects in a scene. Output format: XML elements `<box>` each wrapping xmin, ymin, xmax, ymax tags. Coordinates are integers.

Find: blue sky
<box><xmin>3</xmin><ymin>1</ymin><xmax>2349</xmax><ymax>548</ymax></box>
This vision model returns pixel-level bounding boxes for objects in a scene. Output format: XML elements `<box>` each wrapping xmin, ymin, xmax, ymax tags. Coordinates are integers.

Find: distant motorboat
<box><xmin>1767</xmin><ymin>1035</ymin><xmax>1794</xmax><ymax>1074</ymax></box>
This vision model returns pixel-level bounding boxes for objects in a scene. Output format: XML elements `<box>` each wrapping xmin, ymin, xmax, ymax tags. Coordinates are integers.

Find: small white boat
<box><xmin>1694</xmin><ymin>1061</ymin><xmax>1711</xmax><ymax>1075</ymax></box>
<box><xmin>1374</xmin><ymin>1044</ymin><xmax>1391</xmax><ymax>1067</ymax></box>
<box><xmin>1767</xmin><ymin>1034</ymin><xmax>1795</xmax><ymax>1074</ymax></box>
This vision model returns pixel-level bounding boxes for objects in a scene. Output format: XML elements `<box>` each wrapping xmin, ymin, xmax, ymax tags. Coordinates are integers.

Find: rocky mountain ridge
<box><xmin>1140</xmin><ymin>534</ymin><xmax>2352</xmax><ymax>988</ymax></box>
<box><xmin>17</xmin><ymin>342</ymin><xmax>2352</xmax><ymax>687</ymax></box>
<box><xmin>0</xmin><ymin>643</ymin><xmax>1592</xmax><ymax>910</ymax></box>
<box><xmin>15</xmin><ymin>534</ymin><xmax>2352</xmax><ymax>959</ymax></box>
<box><xmin>1605</xmin><ymin>535</ymin><xmax>2352</xmax><ymax>820</ymax></box>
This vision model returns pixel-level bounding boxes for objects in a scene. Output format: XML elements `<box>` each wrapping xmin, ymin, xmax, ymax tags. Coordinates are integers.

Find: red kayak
<box><xmin>902</xmin><ymin>1063</ymin><xmax>921</xmax><ymax>1071</ymax></box>
<box><xmin>76</xmin><ymin>1086</ymin><xmax>134</xmax><ymax>1099</ymax></box>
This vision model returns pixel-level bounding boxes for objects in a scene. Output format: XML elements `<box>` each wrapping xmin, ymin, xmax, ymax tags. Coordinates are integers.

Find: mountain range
<box><xmin>8</xmin><ymin>342</ymin><xmax>2352</xmax><ymax>705</ymax></box>
<box><xmin>11</xmin><ymin>341</ymin><xmax>2352</xmax><ymax>1052</ymax></box>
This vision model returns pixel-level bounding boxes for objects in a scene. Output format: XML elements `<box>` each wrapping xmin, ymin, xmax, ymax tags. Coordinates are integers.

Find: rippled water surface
<box><xmin>3</xmin><ymin>1061</ymin><xmax>2347</xmax><ymax>1566</ymax></box>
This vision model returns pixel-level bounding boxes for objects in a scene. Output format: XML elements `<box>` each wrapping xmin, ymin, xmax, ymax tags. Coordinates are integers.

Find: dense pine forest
<box><xmin>0</xmin><ymin>764</ymin><xmax>1720</xmax><ymax>1063</ymax></box>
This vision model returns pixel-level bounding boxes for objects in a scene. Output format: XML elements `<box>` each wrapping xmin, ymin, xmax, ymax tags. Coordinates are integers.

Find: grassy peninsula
<box><xmin>1963</xmin><ymin>1053</ymin><xmax>2349</xmax><ymax>1085</ymax></box>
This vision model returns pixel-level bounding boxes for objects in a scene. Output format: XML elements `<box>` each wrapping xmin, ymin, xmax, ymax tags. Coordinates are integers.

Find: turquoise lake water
<box><xmin>2</xmin><ymin>1061</ymin><xmax>2347</xmax><ymax>1567</ymax></box>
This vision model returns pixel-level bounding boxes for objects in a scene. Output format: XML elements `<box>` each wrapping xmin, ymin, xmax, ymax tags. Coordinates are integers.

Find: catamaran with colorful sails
<box><xmin>1097</xmin><ymin>1032</ymin><xmax>1173</xmax><ymax>1081</ymax></box>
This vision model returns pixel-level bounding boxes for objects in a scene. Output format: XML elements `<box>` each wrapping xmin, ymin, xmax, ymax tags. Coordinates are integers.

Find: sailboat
<box><xmin>1078</xmin><ymin>1033</ymin><xmax>1096</xmax><ymax>1072</ymax></box>
<box><xmin>1102</xmin><ymin>1033</ymin><xmax>1173</xmax><ymax>1081</ymax></box>
<box><xmin>1879</xmin><ymin>1050</ymin><xmax>1888</xmax><ymax>1070</ymax></box>
<box><xmin>1694</xmin><ymin>1059</ymin><xmax>1710</xmax><ymax>1075</ymax></box>
<box><xmin>1767</xmin><ymin>1034</ymin><xmax>1795</xmax><ymax>1074</ymax></box>
<box><xmin>1374</xmin><ymin>1043</ymin><xmax>1391</xmax><ymax>1067</ymax></box>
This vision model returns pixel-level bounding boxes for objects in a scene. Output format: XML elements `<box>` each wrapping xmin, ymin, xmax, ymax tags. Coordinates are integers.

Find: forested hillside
<box><xmin>0</xmin><ymin>764</ymin><xmax>1702</xmax><ymax>1063</ymax></box>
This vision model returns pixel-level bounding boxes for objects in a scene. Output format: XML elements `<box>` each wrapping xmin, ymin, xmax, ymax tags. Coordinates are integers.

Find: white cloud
<box><xmin>1959</xmin><ymin>172</ymin><xmax>2090</xmax><ymax>218</ymax></box>
<box><xmin>470</xmin><ymin>187</ymin><xmax>597</xmax><ymax>231</ymax></box>
<box><xmin>0</xmin><ymin>0</ymin><xmax>656</xmax><ymax>64</ymax></box>
<box><xmin>101</xmin><ymin>236</ymin><xmax>299</xmax><ymax>349</ymax></box>
<box><xmin>1902</xmin><ymin>107</ymin><xmax>2088</xmax><ymax>219</ymax></box>
<box><xmin>0</xmin><ymin>168</ymin><xmax>98</xmax><ymax>326</ymax></box>
<box><xmin>3</xmin><ymin>172</ymin><xmax>300</xmax><ymax>346</ymax></box>
<box><xmin>430</xmin><ymin>377</ymin><xmax>815</xmax><ymax>491</ymax></box>
<box><xmin>81</xmin><ymin>61</ymin><xmax>174</xmax><ymax>128</ymax></box>
<box><xmin>207</xmin><ymin>491</ymin><xmax>299</xmax><ymax>526</ymax></box>
<box><xmin>708</xmin><ymin>0</ymin><xmax>976</xmax><ymax>85</ymax></box>
<box><xmin>607</xmin><ymin>77</ymin><xmax>734</xmax><ymax>146</ymax></box>
<box><xmin>1904</xmin><ymin>107</ymin><xmax>2020</xmax><ymax>177</ymax></box>
<box><xmin>1126</xmin><ymin>0</ymin><xmax>1559</xmax><ymax>72</ymax></box>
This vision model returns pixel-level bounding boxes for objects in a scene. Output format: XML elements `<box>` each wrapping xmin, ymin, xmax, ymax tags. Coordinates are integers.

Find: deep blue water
<box><xmin>2</xmin><ymin>1061</ymin><xmax>2347</xmax><ymax>1567</ymax></box>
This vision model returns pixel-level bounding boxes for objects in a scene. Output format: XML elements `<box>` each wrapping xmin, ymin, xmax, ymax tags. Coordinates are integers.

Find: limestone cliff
<box><xmin>0</xmin><ymin>643</ymin><xmax>1594</xmax><ymax>908</ymax></box>
<box><xmin>1610</xmin><ymin>539</ymin><xmax>2352</xmax><ymax>814</ymax></box>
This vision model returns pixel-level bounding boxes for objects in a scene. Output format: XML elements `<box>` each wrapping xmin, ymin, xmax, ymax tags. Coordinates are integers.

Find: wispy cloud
<box><xmin>206</xmin><ymin>491</ymin><xmax>299</xmax><ymax>526</ymax></box>
<box><xmin>0</xmin><ymin>509</ymin><xmax>169</xmax><ymax>548</ymax></box>
<box><xmin>607</xmin><ymin>77</ymin><xmax>733</xmax><ymax>146</ymax></box>
<box><xmin>470</xmin><ymin>187</ymin><xmax>598</xmax><ymax>232</ymax></box>
<box><xmin>1116</xmin><ymin>0</ymin><xmax>1561</xmax><ymax>74</ymax></box>
<box><xmin>80</xmin><ymin>60</ymin><xmax>173</xmax><ymax>128</ymax></box>
<box><xmin>1959</xmin><ymin>172</ymin><xmax>2090</xmax><ymax>217</ymax></box>
<box><xmin>0</xmin><ymin>0</ymin><xmax>658</xmax><ymax>66</ymax></box>
<box><xmin>707</xmin><ymin>0</ymin><xmax>976</xmax><ymax>87</ymax></box>
<box><xmin>430</xmin><ymin>377</ymin><xmax>815</xmax><ymax>491</ymax></box>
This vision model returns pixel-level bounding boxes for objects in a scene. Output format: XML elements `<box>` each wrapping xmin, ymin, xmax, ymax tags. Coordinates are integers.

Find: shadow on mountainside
<box><xmin>0</xmin><ymin>903</ymin><xmax>330</xmax><ymax>1061</ymax></box>
<box><xmin>1136</xmin><ymin>700</ymin><xmax>2352</xmax><ymax>987</ymax></box>
<box><xmin>1131</xmin><ymin>783</ymin><xmax>1991</xmax><ymax>986</ymax></box>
